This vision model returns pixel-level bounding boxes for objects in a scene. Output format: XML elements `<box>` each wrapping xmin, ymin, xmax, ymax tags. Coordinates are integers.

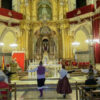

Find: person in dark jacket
<box><xmin>28</xmin><ymin>61</ymin><xmax>48</xmax><ymax>97</ymax></box>
<box><xmin>85</xmin><ymin>75</ymin><xmax>97</xmax><ymax>91</ymax></box>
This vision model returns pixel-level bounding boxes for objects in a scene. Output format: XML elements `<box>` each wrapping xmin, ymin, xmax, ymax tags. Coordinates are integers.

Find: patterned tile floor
<box><xmin>12</xmin><ymin>89</ymin><xmax>76</xmax><ymax>100</ymax></box>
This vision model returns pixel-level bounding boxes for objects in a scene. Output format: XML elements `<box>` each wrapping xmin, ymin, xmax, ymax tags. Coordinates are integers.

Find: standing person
<box><xmin>57</xmin><ymin>65</ymin><xmax>73</xmax><ymax>99</ymax></box>
<box><xmin>28</xmin><ymin>61</ymin><xmax>47</xmax><ymax>97</ymax></box>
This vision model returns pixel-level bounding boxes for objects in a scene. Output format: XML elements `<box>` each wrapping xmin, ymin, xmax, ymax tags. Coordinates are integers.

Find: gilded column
<box><xmin>69</xmin><ymin>35</ymin><xmax>74</xmax><ymax>59</ymax></box>
<box><xmin>64</xmin><ymin>31</ymin><xmax>68</xmax><ymax>59</ymax></box>
<box><xmin>59</xmin><ymin>1</ymin><xmax>64</xmax><ymax>20</ymax></box>
<box><xmin>66</xmin><ymin>36</ymin><xmax>69</xmax><ymax>58</ymax></box>
<box><xmin>52</xmin><ymin>0</ymin><xmax>57</xmax><ymax>21</ymax></box>
<box><xmin>32</xmin><ymin>0</ymin><xmax>37</xmax><ymax>21</ymax></box>
<box><xmin>64</xmin><ymin>0</ymin><xmax>68</xmax><ymax>18</ymax></box>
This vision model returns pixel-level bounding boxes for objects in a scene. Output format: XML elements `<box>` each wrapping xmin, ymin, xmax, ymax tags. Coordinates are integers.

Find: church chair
<box><xmin>85</xmin><ymin>62</ymin><xmax>90</xmax><ymax>68</ymax></box>
<box><xmin>78</xmin><ymin>62</ymin><xmax>83</xmax><ymax>68</ymax></box>
<box><xmin>0</xmin><ymin>88</ymin><xmax>11</xmax><ymax>100</ymax></box>
<box><xmin>0</xmin><ymin>83</ymin><xmax>16</xmax><ymax>100</ymax></box>
<box><xmin>77</xmin><ymin>84</ymin><xmax>100</xmax><ymax>100</ymax></box>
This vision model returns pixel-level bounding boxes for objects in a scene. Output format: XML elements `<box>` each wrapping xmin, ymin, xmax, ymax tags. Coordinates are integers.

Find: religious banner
<box><xmin>1</xmin><ymin>56</ymin><xmax>5</xmax><ymax>70</ymax></box>
<box><xmin>12</xmin><ymin>51</ymin><xmax>25</xmax><ymax>71</ymax></box>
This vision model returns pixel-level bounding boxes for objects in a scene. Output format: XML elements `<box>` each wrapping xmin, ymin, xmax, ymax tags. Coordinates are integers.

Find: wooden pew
<box><xmin>0</xmin><ymin>83</ymin><xmax>16</xmax><ymax>100</ymax></box>
<box><xmin>76</xmin><ymin>83</ymin><xmax>100</xmax><ymax>100</ymax></box>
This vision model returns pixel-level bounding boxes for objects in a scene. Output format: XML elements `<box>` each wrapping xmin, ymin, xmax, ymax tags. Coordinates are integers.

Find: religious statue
<box><xmin>38</xmin><ymin>5</ymin><xmax>51</xmax><ymax>21</ymax></box>
<box><xmin>9</xmin><ymin>59</ymin><xmax>18</xmax><ymax>72</ymax></box>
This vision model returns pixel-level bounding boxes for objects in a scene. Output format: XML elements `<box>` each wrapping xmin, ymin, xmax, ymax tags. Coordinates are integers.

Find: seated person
<box><xmin>3</xmin><ymin>67</ymin><xmax>16</xmax><ymax>77</ymax></box>
<box><xmin>0</xmin><ymin>68</ymin><xmax>8</xmax><ymax>83</ymax></box>
<box><xmin>81</xmin><ymin>65</ymin><xmax>97</xmax><ymax>75</ymax></box>
<box><xmin>96</xmin><ymin>77</ymin><xmax>100</xmax><ymax>85</ymax></box>
<box><xmin>0</xmin><ymin>76</ymin><xmax>10</xmax><ymax>100</ymax></box>
<box><xmin>85</xmin><ymin>75</ymin><xmax>97</xmax><ymax>91</ymax></box>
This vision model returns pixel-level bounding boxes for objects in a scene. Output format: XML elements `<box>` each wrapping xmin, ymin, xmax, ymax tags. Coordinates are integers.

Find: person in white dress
<box><xmin>57</xmin><ymin>65</ymin><xmax>74</xmax><ymax>98</ymax></box>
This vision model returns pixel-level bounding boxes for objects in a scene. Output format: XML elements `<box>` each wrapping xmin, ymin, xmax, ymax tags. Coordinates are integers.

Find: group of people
<box><xmin>28</xmin><ymin>61</ymin><xmax>74</xmax><ymax>98</ymax></box>
<box><xmin>28</xmin><ymin>61</ymin><xmax>100</xmax><ymax>99</ymax></box>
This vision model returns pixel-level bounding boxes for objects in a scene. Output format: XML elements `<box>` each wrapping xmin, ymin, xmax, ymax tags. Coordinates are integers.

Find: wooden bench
<box><xmin>0</xmin><ymin>83</ymin><xmax>16</xmax><ymax>100</ymax></box>
<box><xmin>76</xmin><ymin>83</ymin><xmax>100</xmax><ymax>100</ymax></box>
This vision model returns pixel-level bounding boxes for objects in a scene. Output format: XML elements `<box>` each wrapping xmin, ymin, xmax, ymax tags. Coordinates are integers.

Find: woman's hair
<box><xmin>62</xmin><ymin>65</ymin><xmax>65</xmax><ymax>69</ymax></box>
<box><xmin>39</xmin><ymin>61</ymin><xmax>43</xmax><ymax>66</ymax></box>
<box><xmin>89</xmin><ymin>65</ymin><xmax>93</xmax><ymax>69</ymax></box>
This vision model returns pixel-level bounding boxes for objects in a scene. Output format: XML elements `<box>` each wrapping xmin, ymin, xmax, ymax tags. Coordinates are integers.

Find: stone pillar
<box><xmin>88</xmin><ymin>34</ymin><xmax>95</xmax><ymax>65</ymax></box>
<box><xmin>89</xmin><ymin>44</ymin><xmax>95</xmax><ymax>65</ymax></box>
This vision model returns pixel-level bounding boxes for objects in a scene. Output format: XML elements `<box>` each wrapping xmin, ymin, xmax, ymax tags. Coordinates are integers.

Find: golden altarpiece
<box><xmin>18</xmin><ymin>0</ymin><xmax>74</xmax><ymax>62</ymax></box>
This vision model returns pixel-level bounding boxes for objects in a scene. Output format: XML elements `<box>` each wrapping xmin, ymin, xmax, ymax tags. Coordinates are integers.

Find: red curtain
<box><xmin>93</xmin><ymin>15</ymin><xmax>100</xmax><ymax>63</ymax></box>
<box><xmin>12</xmin><ymin>52</ymin><xmax>25</xmax><ymax>71</ymax></box>
<box><xmin>97</xmin><ymin>0</ymin><xmax>100</xmax><ymax>8</ymax></box>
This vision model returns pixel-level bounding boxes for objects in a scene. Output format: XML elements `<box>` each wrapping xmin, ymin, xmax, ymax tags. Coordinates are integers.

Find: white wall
<box><xmin>96</xmin><ymin>64</ymin><xmax>100</xmax><ymax>71</ymax></box>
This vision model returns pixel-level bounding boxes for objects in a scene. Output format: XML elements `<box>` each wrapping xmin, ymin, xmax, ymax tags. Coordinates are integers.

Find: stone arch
<box><xmin>0</xmin><ymin>27</ymin><xmax>17</xmax><ymax>41</ymax></box>
<box><xmin>74</xmin><ymin>25</ymin><xmax>90</xmax><ymax>39</ymax></box>
<box><xmin>73</xmin><ymin>24</ymin><xmax>92</xmax><ymax>62</ymax></box>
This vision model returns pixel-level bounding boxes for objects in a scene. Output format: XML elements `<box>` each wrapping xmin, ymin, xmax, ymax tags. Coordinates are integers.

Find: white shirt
<box><xmin>0</xmin><ymin>70</ymin><xmax>8</xmax><ymax>83</ymax></box>
<box><xmin>28</xmin><ymin>67</ymin><xmax>48</xmax><ymax>79</ymax></box>
<box><xmin>81</xmin><ymin>69</ymin><xmax>97</xmax><ymax>74</ymax></box>
<box><xmin>96</xmin><ymin>77</ymin><xmax>100</xmax><ymax>85</ymax></box>
<box><xmin>59</xmin><ymin>69</ymin><xmax>68</xmax><ymax>79</ymax></box>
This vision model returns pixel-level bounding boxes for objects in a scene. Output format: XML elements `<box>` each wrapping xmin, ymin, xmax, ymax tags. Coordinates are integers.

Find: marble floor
<box><xmin>12</xmin><ymin>89</ymin><xmax>76</xmax><ymax>100</ymax></box>
<box><xmin>11</xmin><ymin>75</ymin><xmax>87</xmax><ymax>85</ymax></box>
<box><xmin>11</xmin><ymin>75</ymin><xmax>86</xmax><ymax>100</ymax></box>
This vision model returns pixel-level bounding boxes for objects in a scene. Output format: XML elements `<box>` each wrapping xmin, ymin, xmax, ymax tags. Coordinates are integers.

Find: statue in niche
<box><xmin>42</xmin><ymin>40</ymin><xmax>49</xmax><ymax>53</ymax></box>
<box><xmin>38</xmin><ymin>5</ymin><xmax>52</xmax><ymax>21</ymax></box>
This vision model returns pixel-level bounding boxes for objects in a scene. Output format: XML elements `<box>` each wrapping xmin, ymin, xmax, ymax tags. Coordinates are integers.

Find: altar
<box><xmin>28</xmin><ymin>61</ymin><xmax>61</xmax><ymax>79</ymax></box>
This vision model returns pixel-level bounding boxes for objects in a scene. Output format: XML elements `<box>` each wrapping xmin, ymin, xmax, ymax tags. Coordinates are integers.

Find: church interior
<box><xmin>0</xmin><ymin>0</ymin><xmax>100</xmax><ymax>100</ymax></box>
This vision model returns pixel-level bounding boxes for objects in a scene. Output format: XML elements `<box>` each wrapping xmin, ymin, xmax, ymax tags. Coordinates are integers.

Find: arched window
<box><xmin>76</xmin><ymin>0</ymin><xmax>86</xmax><ymax>8</ymax></box>
<box><xmin>2</xmin><ymin>0</ymin><xmax>12</xmax><ymax>10</ymax></box>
